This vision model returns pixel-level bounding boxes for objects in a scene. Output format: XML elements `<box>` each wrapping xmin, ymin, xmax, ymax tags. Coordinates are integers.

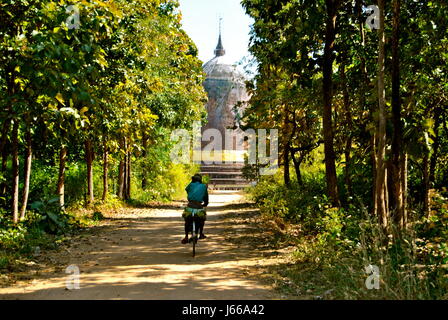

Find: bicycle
<box><xmin>183</xmin><ymin>207</ymin><xmax>206</xmax><ymax>257</ymax></box>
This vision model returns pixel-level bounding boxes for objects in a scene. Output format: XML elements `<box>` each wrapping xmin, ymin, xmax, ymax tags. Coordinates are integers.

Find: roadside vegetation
<box><xmin>0</xmin><ymin>0</ymin><xmax>204</xmax><ymax>272</ymax></box>
<box><xmin>248</xmin><ymin>149</ymin><xmax>447</xmax><ymax>299</ymax></box>
<box><xmin>242</xmin><ymin>0</ymin><xmax>448</xmax><ymax>299</ymax></box>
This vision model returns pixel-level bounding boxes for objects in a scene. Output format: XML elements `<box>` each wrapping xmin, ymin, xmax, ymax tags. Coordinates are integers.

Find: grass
<box><xmin>262</xmin><ymin>212</ymin><xmax>448</xmax><ymax>299</ymax></box>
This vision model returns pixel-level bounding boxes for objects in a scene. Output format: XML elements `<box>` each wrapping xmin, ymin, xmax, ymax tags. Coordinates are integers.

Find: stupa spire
<box><xmin>214</xmin><ymin>17</ymin><xmax>226</xmax><ymax>57</ymax></box>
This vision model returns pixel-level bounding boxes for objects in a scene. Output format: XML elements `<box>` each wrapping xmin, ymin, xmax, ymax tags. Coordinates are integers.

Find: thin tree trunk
<box><xmin>387</xmin><ymin>159</ymin><xmax>395</xmax><ymax>217</ymax></box>
<box><xmin>117</xmin><ymin>138</ymin><xmax>126</xmax><ymax>199</ymax></box>
<box><xmin>102</xmin><ymin>137</ymin><xmax>108</xmax><ymax>201</ymax></box>
<box><xmin>340</xmin><ymin>59</ymin><xmax>353</xmax><ymax>197</ymax></box>
<box><xmin>291</xmin><ymin>150</ymin><xmax>303</xmax><ymax>185</ymax></box>
<box><xmin>322</xmin><ymin>0</ymin><xmax>341</xmax><ymax>207</ymax></box>
<box><xmin>371</xmin><ymin>134</ymin><xmax>377</xmax><ymax>209</ymax></box>
<box><xmin>423</xmin><ymin>154</ymin><xmax>431</xmax><ymax>218</ymax></box>
<box><xmin>126</xmin><ymin>151</ymin><xmax>131</xmax><ymax>199</ymax></box>
<box><xmin>384</xmin><ymin>167</ymin><xmax>389</xmax><ymax>217</ymax></box>
<box><xmin>117</xmin><ymin>159</ymin><xmax>125</xmax><ymax>199</ymax></box>
<box><xmin>20</xmin><ymin>119</ymin><xmax>32</xmax><ymax>220</ymax></box>
<box><xmin>344</xmin><ymin>138</ymin><xmax>353</xmax><ymax>197</ymax></box>
<box><xmin>124</xmin><ymin>140</ymin><xmax>128</xmax><ymax>199</ymax></box>
<box><xmin>56</xmin><ymin>145</ymin><xmax>67</xmax><ymax>209</ymax></box>
<box><xmin>390</xmin><ymin>0</ymin><xmax>406</xmax><ymax>227</ymax></box>
<box><xmin>284</xmin><ymin>143</ymin><xmax>291</xmax><ymax>187</ymax></box>
<box><xmin>85</xmin><ymin>139</ymin><xmax>94</xmax><ymax>205</ymax></box>
<box><xmin>429</xmin><ymin>108</ymin><xmax>442</xmax><ymax>184</ymax></box>
<box><xmin>0</xmin><ymin>119</ymin><xmax>10</xmax><ymax>198</ymax></box>
<box><xmin>124</xmin><ymin>152</ymin><xmax>128</xmax><ymax>199</ymax></box>
<box><xmin>375</xmin><ymin>0</ymin><xmax>389</xmax><ymax>228</ymax></box>
<box><xmin>356</xmin><ymin>0</ymin><xmax>376</xmax><ymax>208</ymax></box>
<box><xmin>401</xmin><ymin>153</ymin><xmax>408</xmax><ymax>227</ymax></box>
<box><xmin>0</xmin><ymin>147</ymin><xmax>8</xmax><ymax>201</ymax></box>
<box><xmin>141</xmin><ymin>134</ymin><xmax>148</xmax><ymax>190</ymax></box>
<box><xmin>0</xmin><ymin>118</ymin><xmax>11</xmax><ymax>165</ymax></box>
<box><xmin>11</xmin><ymin>120</ymin><xmax>19</xmax><ymax>223</ymax></box>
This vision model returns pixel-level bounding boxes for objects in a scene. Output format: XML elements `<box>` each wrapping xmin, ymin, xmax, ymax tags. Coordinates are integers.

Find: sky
<box><xmin>178</xmin><ymin>0</ymin><xmax>253</xmax><ymax>65</ymax></box>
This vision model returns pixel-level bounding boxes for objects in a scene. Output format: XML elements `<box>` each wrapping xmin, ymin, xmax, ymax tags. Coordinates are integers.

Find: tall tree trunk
<box><xmin>126</xmin><ymin>151</ymin><xmax>131</xmax><ymax>199</ymax></box>
<box><xmin>0</xmin><ymin>119</ymin><xmax>10</xmax><ymax>155</ymax></box>
<box><xmin>371</xmin><ymin>134</ymin><xmax>378</xmax><ymax>210</ymax></box>
<box><xmin>356</xmin><ymin>0</ymin><xmax>376</xmax><ymax>208</ymax></box>
<box><xmin>124</xmin><ymin>152</ymin><xmax>128</xmax><ymax>199</ymax></box>
<box><xmin>141</xmin><ymin>133</ymin><xmax>148</xmax><ymax>190</ymax></box>
<box><xmin>117</xmin><ymin>159</ymin><xmax>125</xmax><ymax>199</ymax></box>
<box><xmin>0</xmin><ymin>146</ymin><xmax>8</xmax><ymax>202</ymax></box>
<box><xmin>102</xmin><ymin>137</ymin><xmax>108</xmax><ymax>201</ymax></box>
<box><xmin>390</xmin><ymin>0</ymin><xmax>406</xmax><ymax>228</ymax></box>
<box><xmin>0</xmin><ymin>118</ymin><xmax>11</xmax><ymax>168</ymax></box>
<box><xmin>117</xmin><ymin>138</ymin><xmax>126</xmax><ymax>199</ymax></box>
<box><xmin>340</xmin><ymin>59</ymin><xmax>353</xmax><ymax>197</ymax></box>
<box><xmin>20</xmin><ymin>118</ymin><xmax>32</xmax><ymax>220</ymax></box>
<box><xmin>56</xmin><ymin>144</ymin><xmax>67</xmax><ymax>209</ymax></box>
<box><xmin>423</xmin><ymin>154</ymin><xmax>431</xmax><ymax>218</ymax></box>
<box><xmin>0</xmin><ymin>119</ymin><xmax>10</xmax><ymax>199</ymax></box>
<box><xmin>11</xmin><ymin>120</ymin><xmax>19</xmax><ymax>223</ymax></box>
<box><xmin>401</xmin><ymin>153</ymin><xmax>408</xmax><ymax>227</ymax></box>
<box><xmin>322</xmin><ymin>0</ymin><xmax>341</xmax><ymax>207</ymax></box>
<box><xmin>375</xmin><ymin>0</ymin><xmax>389</xmax><ymax>228</ymax></box>
<box><xmin>85</xmin><ymin>139</ymin><xmax>94</xmax><ymax>205</ymax></box>
<box><xmin>344</xmin><ymin>138</ymin><xmax>353</xmax><ymax>197</ymax></box>
<box><xmin>4</xmin><ymin>66</ymin><xmax>15</xmax><ymax>204</ymax></box>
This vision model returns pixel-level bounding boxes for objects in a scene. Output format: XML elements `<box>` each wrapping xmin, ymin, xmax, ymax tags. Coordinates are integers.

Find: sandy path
<box><xmin>0</xmin><ymin>191</ymin><xmax>278</xmax><ymax>300</ymax></box>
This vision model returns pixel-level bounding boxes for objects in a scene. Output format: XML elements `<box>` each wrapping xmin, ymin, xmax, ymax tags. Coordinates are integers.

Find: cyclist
<box><xmin>181</xmin><ymin>174</ymin><xmax>209</xmax><ymax>244</ymax></box>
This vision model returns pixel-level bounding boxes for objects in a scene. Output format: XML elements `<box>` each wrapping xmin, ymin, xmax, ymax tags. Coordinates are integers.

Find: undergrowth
<box><xmin>248</xmin><ymin>172</ymin><xmax>448</xmax><ymax>300</ymax></box>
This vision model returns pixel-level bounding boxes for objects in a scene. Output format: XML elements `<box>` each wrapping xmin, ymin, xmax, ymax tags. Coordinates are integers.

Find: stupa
<box><xmin>200</xmin><ymin>28</ymin><xmax>250</xmax><ymax>190</ymax></box>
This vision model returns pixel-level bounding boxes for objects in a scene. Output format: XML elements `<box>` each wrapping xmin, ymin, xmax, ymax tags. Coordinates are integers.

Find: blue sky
<box><xmin>178</xmin><ymin>0</ymin><xmax>253</xmax><ymax>65</ymax></box>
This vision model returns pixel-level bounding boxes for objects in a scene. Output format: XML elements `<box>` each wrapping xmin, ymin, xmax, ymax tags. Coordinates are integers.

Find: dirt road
<box><xmin>0</xmin><ymin>191</ymin><xmax>280</xmax><ymax>300</ymax></box>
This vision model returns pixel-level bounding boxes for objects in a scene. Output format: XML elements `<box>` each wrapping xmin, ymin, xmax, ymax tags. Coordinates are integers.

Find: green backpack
<box><xmin>182</xmin><ymin>207</ymin><xmax>207</xmax><ymax>220</ymax></box>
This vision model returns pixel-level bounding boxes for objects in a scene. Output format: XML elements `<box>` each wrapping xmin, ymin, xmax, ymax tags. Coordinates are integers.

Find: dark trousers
<box><xmin>184</xmin><ymin>216</ymin><xmax>205</xmax><ymax>236</ymax></box>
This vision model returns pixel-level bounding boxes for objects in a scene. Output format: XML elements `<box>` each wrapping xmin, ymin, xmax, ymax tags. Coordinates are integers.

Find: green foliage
<box><xmin>0</xmin><ymin>0</ymin><xmax>207</xmax><ymax>273</ymax></box>
<box><xmin>202</xmin><ymin>174</ymin><xmax>210</xmax><ymax>185</ymax></box>
<box><xmin>242</xmin><ymin>0</ymin><xmax>448</xmax><ymax>299</ymax></box>
<box><xmin>0</xmin><ymin>201</ymin><xmax>76</xmax><ymax>252</ymax></box>
<box><xmin>0</xmin><ymin>0</ymin><xmax>207</xmax><ymax>216</ymax></box>
<box><xmin>28</xmin><ymin>197</ymin><xmax>81</xmax><ymax>235</ymax></box>
<box><xmin>250</xmin><ymin>171</ymin><xmax>448</xmax><ymax>299</ymax></box>
<box><xmin>133</xmin><ymin>163</ymin><xmax>198</xmax><ymax>203</ymax></box>
<box><xmin>249</xmin><ymin>171</ymin><xmax>328</xmax><ymax>231</ymax></box>
<box><xmin>0</xmin><ymin>224</ymin><xmax>27</xmax><ymax>251</ymax></box>
<box><xmin>92</xmin><ymin>211</ymin><xmax>105</xmax><ymax>221</ymax></box>
<box><xmin>0</xmin><ymin>255</ymin><xmax>9</xmax><ymax>269</ymax></box>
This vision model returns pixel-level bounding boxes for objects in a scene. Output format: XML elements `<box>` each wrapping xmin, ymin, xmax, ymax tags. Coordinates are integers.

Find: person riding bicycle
<box><xmin>181</xmin><ymin>174</ymin><xmax>209</xmax><ymax>244</ymax></box>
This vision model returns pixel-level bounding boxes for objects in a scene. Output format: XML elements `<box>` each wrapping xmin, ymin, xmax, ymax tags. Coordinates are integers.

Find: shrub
<box><xmin>28</xmin><ymin>197</ymin><xmax>81</xmax><ymax>235</ymax></box>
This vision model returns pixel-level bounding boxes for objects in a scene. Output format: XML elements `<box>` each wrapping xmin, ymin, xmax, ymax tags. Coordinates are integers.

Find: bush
<box><xmin>0</xmin><ymin>195</ymin><xmax>84</xmax><ymax>271</ymax></box>
<box><xmin>248</xmin><ymin>171</ymin><xmax>329</xmax><ymax>232</ymax></box>
<box><xmin>92</xmin><ymin>211</ymin><xmax>105</xmax><ymax>221</ymax></box>
<box><xmin>28</xmin><ymin>197</ymin><xmax>81</xmax><ymax>235</ymax></box>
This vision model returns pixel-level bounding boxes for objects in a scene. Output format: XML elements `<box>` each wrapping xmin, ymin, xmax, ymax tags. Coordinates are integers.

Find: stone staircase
<box><xmin>200</xmin><ymin>162</ymin><xmax>252</xmax><ymax>191</ymax></box>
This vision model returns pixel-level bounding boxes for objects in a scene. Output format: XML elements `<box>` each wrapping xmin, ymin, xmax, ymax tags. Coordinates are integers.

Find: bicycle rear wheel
<box><xmin>191</xmin><ymin>220</ymin><xmax>198</xmax><ymax>257</ymax></box>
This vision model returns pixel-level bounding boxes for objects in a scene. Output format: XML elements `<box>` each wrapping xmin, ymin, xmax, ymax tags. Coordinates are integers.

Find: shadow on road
<box><xmin>0</xmin><ymin>195</ymin><xmax>276</xmax><ymax>300</ymax></box>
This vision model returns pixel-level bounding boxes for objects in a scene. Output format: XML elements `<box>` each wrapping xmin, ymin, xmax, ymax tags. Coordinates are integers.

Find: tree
<box><xmin>322</xmin><ymin>0</ymin><xmax>343</xmax><ymax>207</ymax></box>
<box><xmin>374</xmin><ymin>0</ymin><xmax>389</xmax><ymax>228</ymax></box>
<box><xmin>389</xmin><ymin>0</ymin><xmax>407</xmax><ymax>228</ymax></box>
